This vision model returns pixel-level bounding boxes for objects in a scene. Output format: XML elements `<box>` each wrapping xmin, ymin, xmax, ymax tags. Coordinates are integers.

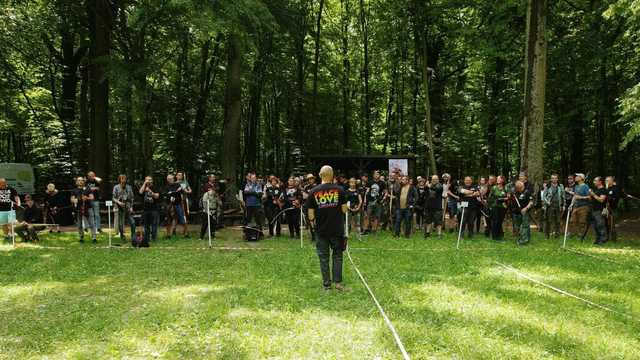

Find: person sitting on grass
<box><xmin>15</xmin><ymin>194</ymin><xmax>46</xmax><ymax>242</ymax></box>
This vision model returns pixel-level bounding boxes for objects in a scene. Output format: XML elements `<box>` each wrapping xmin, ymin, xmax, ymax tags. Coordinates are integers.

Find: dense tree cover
<box><xmin>1</xmin><ymin>0</ymin><xmax>639</xmax><ymax>191</ymax></box>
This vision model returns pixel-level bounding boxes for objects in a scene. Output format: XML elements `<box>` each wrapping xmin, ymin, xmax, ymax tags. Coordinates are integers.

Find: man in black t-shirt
<box><xmin>139</xmin><ymin>176</ymin><xmax>160</xmax><ymax>243</ymax></box>
<box><xmin>0</xmin><ymin>178</ymin><xmax>20</xmax><ymax>239</ymax></box>
<box><xmin>589</xmin><ymin>177</ymin><xmax>608</xmax><ymax>244</ymax></box>
<box><xmin>165</xmin><ymin>174</ymin><xmax>187</xmax><ymax>238</ymax></box>
<box><xmin>365</xmin><ymin>170</ymin><xmax>386</xmax><ymax>233</ymax></box>
<box><xmin>424</xmin><ymin>175</ymin><xmax>444</xmax><ymax>237</ymax></box>
<box><xmin>458</xmin><ymin>176</ymin><xmax>480</xmax><ymax>239</ymax></box>
<box><xmin>307</xmin><ymin>165</ymin><xmax>348</xmax><ymax>291</ymax></box>
<box><xmin>70</xmin><ymin>176</ymin><xmax>97</xmax><ymax>243</ymax></box>
<box><xmin>86</xmin><ymin>171</ymin><xmax>103</xmax><ymax>232</ymax></box>
<box><xmin>605</xmin><ymin>176</ymin><xmax>620</xmax><ymax>241</ymax></box>
<box><xmin>512</xmin><ymin>181</ymin><xmax>534</xmax><ymax>245</ymax></box>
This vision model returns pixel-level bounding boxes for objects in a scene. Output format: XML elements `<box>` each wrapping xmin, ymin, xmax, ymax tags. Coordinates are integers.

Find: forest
<box><xmin>1</xmin><ymin>0</ymin><xmax>639</xmax><ymax>191</ymax></box>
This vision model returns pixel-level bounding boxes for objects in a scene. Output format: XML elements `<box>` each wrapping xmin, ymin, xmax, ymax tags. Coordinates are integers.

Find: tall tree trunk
<box><xmin>411</xmin><ymin>29</ymin><xmax>419</xmax><ymax>155</ymax></box>
<box><xmin>87</xmin><ymin>0</ymin><xmax>115</xmax><ymax>185</ymax></box>
<box><xmin>174</xmin><ymin>31</ymin><xmax>190</xmax><ymax>171</ymax></box>
<box><xmin>293</xmin><ymin>1</ymin><xmax>309</xmax><ymax>165</ymax></box>
<box><xmin>359</xmin><ymin>0</ymin><xmax>371</xmax><ymax>153</ymax></box>
<box><xmin>79</xmin><ymin>64</ymin><xmax>90</xmax><ymax>172</ymax></box>
<box><xmin>520</xmin><ymin>0</ymin><xmax>547</xmax><ymax>187</ymax></box>
<box><xmin>341</xmin><ymin>0</ymin><xmax>351</xmax><ymax>152</ymax></box>
<box><xmin>59</xmin><ymin>28</ymin><xmax>87</xmax><ymax>166</ymax></box>
<box><xmin>419</xmin><ymin>34</ymin><xmax>437</xmax><ymax>175</ymax></box>
<box><xmin>192</xmin><ymin>34</ymin><xmax>222</xmax><ymax>157</ymax></box>
<box><xmin>222</xmin><ymin>33</ymin><xmax>242</xmax><ymax>184</ymax></box>
<box><xmin>246</xmin><ymin>34</ymin><xmax>272</xmax><ymax>172</ymax></box>
<box><xmin>310</xmin><ymin>0</ymin><xmax>325</xmax><ymax>150</ymax></box>
<box><xmin>487</xmin><ymin>57</ymin><xmax>505</xmax><ymax>174</ymax></box>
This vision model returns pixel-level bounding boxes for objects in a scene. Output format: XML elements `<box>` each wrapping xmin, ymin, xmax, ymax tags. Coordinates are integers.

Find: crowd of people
<box><xmin>0</xmin><ymin>167</ymin><xmax>630</xmax><ymax>247</ymax></box>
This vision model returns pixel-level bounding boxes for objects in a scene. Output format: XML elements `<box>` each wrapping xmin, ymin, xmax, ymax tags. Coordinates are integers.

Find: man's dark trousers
<box><xmin>316</xmin><ymin>235</ymin><xmax>344</xmax><ymax>286</ymax></box>
<box><xmin>394</xmin><ymin>208</ymin><xmax>412</xmax><ymax>237</ymax></box>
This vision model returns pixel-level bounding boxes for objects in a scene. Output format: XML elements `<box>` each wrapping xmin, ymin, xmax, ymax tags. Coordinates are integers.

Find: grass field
<box><xmin>1</xmin><ymin>228</ymin><xmax>639</xmax><ymax>359</ymax></box>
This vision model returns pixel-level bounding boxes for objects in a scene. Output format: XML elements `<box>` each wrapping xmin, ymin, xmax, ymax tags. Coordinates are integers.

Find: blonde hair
<box><xmin>319</xmin><ymin>165</ymin><xmax>334</xmax><ymax>183</ymax></box>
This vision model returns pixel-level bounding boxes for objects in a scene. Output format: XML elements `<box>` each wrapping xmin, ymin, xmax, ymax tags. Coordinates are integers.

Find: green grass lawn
<box><xmin>1</xmin><ymin>228</ymin><xmax>639</xmax><ymax>359</ymax></box>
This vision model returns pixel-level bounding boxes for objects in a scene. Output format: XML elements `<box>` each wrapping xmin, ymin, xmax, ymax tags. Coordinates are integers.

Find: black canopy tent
<box><xmin>309</xmin><ymin>154</ymin><xmax>416</xmax><ymax>177</ymax></box>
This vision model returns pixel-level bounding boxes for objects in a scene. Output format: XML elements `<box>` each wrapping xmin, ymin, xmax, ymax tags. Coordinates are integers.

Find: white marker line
<box><xmin>11</xmin><ymin>245</ymin><xmax>279</xmax><ymax>251</ymax></box>
<box><xmin>563</xmin><ymin>248</ymin><xmax>640</xmax><ymax>269</ymax></box>
<box><xmin>346</xmin><ymin>248</ymin><xmax>411</xmax><ymax>360</ymax></box>
<box><xmin>350</xmin><ymin>246</ymin><xmax>558</xmax><ymax>252</ymax></box>
<box><xmin>494</xmin><ymin>261</ymin><xmax>637</xmax><ymax>321</ymax></box>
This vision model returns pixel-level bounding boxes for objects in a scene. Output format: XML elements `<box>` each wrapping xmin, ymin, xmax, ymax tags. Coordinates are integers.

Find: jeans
<box><xmin>590</xmin><ymin>209</ymin><xmax>607</xmax><ymax>243</ymax></box>
<box><xmin>143</xmin><ymin>210</ymin><xmax>159</xmax><ymax>243</ymax></box>
<box><xmin>116</xmin><ymin>208</ymin><xmax>136</xmax><ymax>239</ymax></box>
<box><xmin>394</xmin><ymin>208</ymin><xmax>412</xmax><ymax>237</ymax></box>
<box><xmin>316</xmin><ymin>235</ymin><xmax>344</xmax><ymax>286</ymax></box>
<box><xmin>78</xmin><ymin>209</ymin><xmax>97</xmax><ymax>240</ymax></box>
<box><xmin>91</xmin><ymin>201</ymin><xmax>101</xmax><ymax>230</ymax></box>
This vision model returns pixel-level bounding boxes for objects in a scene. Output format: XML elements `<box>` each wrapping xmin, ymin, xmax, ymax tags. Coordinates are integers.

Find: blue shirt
<box><xmin>574</xmin><ymin>183</ymin><xmax>590</xmax><ymax>208</ymax></box>
<box><xmin>243</xmin><ymin>182</ymin><xmax>263</xmax><ymax>208</ymax></box>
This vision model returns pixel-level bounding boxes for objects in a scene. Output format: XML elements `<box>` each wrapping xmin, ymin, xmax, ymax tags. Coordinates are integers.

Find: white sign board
<box><xmin>0</xmin><ymin>163</ymin><xmax>35</xmax><ymax>194</ymax></box>
<box><xmin>388</xmin><ymin>159</ymin><xmax>408</xmax><ymax>176</ymax></box>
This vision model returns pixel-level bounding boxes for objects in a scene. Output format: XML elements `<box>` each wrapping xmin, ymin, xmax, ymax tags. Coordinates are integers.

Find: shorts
<box><xmin>0</xmin><ymin>210</ymin><xmax>16</xmax><ymax>225</ymax></box>
<box><xmin>447</xmin><ymin>201</ymin><xmax>458</xmax><ymax>217</ymax></box>
<box><xmin>424</xmin><ymin>209</ymin><xmax>443</xmax><ymax>226</ymax></box>
<box><xmin>366</xmin><ymin>203</ymin><xmax>383</xmax><ymax>219</ymax></box>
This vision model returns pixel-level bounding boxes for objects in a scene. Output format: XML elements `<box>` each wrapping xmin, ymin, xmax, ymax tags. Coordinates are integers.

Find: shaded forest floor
<box><xmin>1</xmin><ymin>228</ymin><xmax>639</xmax><ymax>359</ymax></box>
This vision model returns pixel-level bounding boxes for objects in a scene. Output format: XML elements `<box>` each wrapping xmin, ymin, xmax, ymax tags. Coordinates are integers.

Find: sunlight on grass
<box><xmin>1</xmin><ymin>230</ymin><xmax>639</xmax><ymax>359</ymax></box>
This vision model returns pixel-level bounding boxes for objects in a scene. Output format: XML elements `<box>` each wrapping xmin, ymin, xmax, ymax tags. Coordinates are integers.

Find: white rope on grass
<box><xmin>346</xmin><ymin>248</ymin><xmax>411</xmax><ymax>360</ymax></box>
<box><xmin>494</xmin><ymin>261</ymin><xmax>637</xmax><ymax>321</ymax></box>
<box><xmin>563</xmin><ymin>248</ymin><xmax>628</xmax><ymax>266</ymax></box>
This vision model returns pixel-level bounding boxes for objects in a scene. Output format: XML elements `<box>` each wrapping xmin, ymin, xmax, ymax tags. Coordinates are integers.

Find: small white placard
<box><xmin>105</xmin><ymin>200</ymin><xmax>113</xmax><ymax>207</ymax></box>
<box><xmin>460</xmin><ymin>201</ymin><xmax>469</xmax><ymax>208</ymax></box>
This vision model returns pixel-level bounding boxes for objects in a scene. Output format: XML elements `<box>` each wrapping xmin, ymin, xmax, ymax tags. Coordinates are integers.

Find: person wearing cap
<box><xmin>306</xmin><ymin>165</ymin><xmax>348</xmax><ymax>291</ymax></box>
<box><xmin>569</xmin><ymin>173</ymin><xmax>590</xmax><ymax>238</ymax></box>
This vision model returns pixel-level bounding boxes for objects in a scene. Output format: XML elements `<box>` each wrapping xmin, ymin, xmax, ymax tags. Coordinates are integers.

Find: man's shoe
<box><xmin>92</xmin><ymin>239</ymin><xmax>97</xmax><ymax>244</ymax></box>
<box><xmin>79</xmin><ymin>238</ymin><xmax>85</xmax><ymax>243</ymax></box>
<box><xmin>334</xmin><ymin>283</ymin><xmax>348</xmax><ymax>292</ymax></box>
<box><xmin>323</xmin><ymin>283</ymin><xmax>331</xmax><ymax>291</ymax></box>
